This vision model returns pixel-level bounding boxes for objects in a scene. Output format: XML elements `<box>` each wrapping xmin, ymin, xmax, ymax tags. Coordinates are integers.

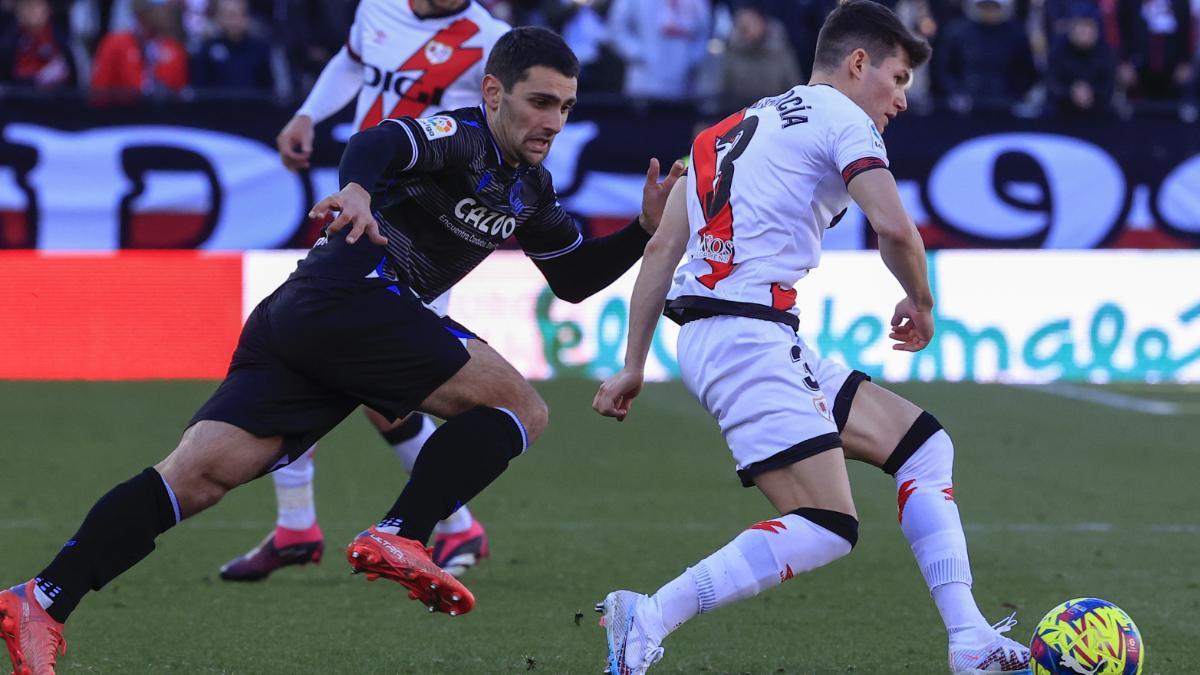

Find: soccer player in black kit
<box><xmin>0</xmin><ymin>27</ymin><xmax>684</xmax><ymax>674</ymax></box>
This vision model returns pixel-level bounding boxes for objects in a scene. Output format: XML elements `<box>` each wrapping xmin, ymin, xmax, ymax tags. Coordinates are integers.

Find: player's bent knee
<box><xmin>514</xmin><ymin>392</ymin><xmax>549</xmax><ymax>444</ymax></box>
<box><xmin>881</xmin><ymin>411</ymin><xmax>950</xmax><ymax>477</ymax></box>
<box><xmin>791</xmin><ymin>507</ymin><xmax>860</xmax><ymax>552</ymax></box>
<box><xmin>153</xmin><ymin>462</ymin><xmax>230</xmax><ymax>517</ymax></box>
<box><xmin>156</xmin><ymin>421</ymin><xmax>279</xmax><ymax>517</ymax></box>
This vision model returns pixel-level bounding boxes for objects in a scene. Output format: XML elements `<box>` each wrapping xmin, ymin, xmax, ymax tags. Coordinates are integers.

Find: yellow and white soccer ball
<box><xmin>1030</xmin><ymin>598</ymin><xmax>1143</xmax><ymax>674</ymax></box>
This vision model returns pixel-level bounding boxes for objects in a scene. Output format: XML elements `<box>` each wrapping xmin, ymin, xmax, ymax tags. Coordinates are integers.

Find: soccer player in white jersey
<box><xmin>591</xmin><ymin>2</ymin><xmax>1032</xmax><ymax>673</ymax></box>
<box><xmin>219</xmin><ymin>0</ymin><xmax>510</xmax><ymax>582</ymax></box>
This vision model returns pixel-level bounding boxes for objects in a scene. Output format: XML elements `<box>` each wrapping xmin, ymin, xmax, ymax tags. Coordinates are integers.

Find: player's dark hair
<box><xmin>485</xmin><ymin>26</ymin><xmax>579</xmax><ymax>90</ymax></box>
<box><xmin>812</xmin><ymin>0</ymin><xmax>931</xmax><ymax>72</ymax></box>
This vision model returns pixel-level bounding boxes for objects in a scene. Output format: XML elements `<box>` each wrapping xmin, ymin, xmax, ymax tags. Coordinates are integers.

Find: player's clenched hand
<box><xmin>309</xmin><ymin>183</ymin><xmax>389</xmax><ymax>245</ymax></box>
<box><xmin>593</xmin><ymin>367</ymin><xmax>645</xmax><ymax>422</ymax></box>
<box><xmin>889</xmin><ymin>296</ymin><xmax>934</xmax><ymax>352</ymax></box>
<box><xmin>639</xmin><ymin>158</ymin><xmax>687</xmax><ymax>234</ymax></box>
<box><xmin>277</xmin><ymin>115</ymin><xmax>315</xmax><ymax>171</ymax></box>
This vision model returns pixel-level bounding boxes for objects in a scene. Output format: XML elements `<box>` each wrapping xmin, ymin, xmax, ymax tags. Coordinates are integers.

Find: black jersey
<box><xmin>294</xmin><ymin>105</ymin><xmax>583</xmax><ymax>303</ymax></box>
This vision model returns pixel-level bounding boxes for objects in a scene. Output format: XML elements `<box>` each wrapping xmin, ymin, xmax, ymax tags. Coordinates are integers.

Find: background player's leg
<box><xmin>219</xmin><ymin>446</ymin><xmax>324</xmax><ymax>582</ymax></box>
<box><xmin>272</xmin><ymin>447</ymin><xmax>319</xmax><ymax>535</ymax></box>
<box><xmin>373</xmin><ymin>340</ymin><xmax>546</xmax><ymax>545</ymax></box>
<box><xmin>603</xmin><ymin>450</ymin><xmax>859</xmax><ymax>674</ymax></box>
<box><xmin>28</xmin><ymin>421</ymin><xmax>281</xmax><ymax>623</ymax></box>
<box><xmin>839</xmin><ymin>382</ymin><xmax>1029</xmax><ymax>671</ymax></box>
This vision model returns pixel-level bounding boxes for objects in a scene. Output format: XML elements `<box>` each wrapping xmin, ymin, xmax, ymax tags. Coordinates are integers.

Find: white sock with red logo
<box><xmin>645</xmin><ymin>511</ymin><xmax>855</xmax><ymax>639</ymax></box>
<box><xmin>893</xmin><ymin>430</ymin><xmax>990</xmax><ymax>642</ymax></box>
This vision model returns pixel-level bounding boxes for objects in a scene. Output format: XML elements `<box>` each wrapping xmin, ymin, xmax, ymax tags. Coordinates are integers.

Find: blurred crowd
<box><xmin>2</xmin><ymin>0</ymin><xmax>1197</xmax><ymax>118</ymax></box>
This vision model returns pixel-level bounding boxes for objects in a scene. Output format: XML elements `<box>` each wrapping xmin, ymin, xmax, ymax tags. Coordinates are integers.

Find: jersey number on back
<box><xmin>692</xmin><ymin>112</ymin><xmax>758</xmax><ymax>289</ymax></box>
<box><xmin>360</xmin><ymin>19</ymin><xmax>484</xmax><ymax>129</ymax></box>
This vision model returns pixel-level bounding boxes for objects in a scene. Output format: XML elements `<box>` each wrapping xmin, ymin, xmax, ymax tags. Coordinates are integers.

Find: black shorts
<box><xmin>191</xmin><ymin>277</ymin><xmax>474</xmax><ymax>469</ymax></box>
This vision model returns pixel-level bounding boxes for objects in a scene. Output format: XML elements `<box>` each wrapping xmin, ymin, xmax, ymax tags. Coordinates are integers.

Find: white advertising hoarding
<box><xmin>244</xmin><ymin>250</ymin><xmax>1200</xmax><ymax>383</ymax></box>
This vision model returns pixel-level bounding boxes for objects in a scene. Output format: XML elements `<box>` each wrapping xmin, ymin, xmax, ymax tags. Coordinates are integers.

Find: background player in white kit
<box><xmin>220</xmin><ymin>0</ymin><xmax>509</xmax><ymax>582</ymax></box>
<box><xmin>592</xmin><ymin>2</ymin><xmax>1032</xmax><ymax>673</ymax></box>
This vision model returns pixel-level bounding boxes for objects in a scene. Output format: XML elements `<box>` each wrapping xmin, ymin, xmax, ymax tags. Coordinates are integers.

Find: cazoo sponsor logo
<box><xmin>453</xmin><ymin>198</ymin><xmax>517</xmax><ymax>239</ymax></box>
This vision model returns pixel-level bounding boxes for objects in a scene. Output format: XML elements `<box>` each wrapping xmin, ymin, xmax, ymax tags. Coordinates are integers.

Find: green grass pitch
<box><xmin>1</xmin><ymin>380</ymin><xmax>1197</xmax><ymax>674</ymax></box>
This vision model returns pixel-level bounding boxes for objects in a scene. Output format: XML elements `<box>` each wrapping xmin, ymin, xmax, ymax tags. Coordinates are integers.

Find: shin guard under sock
<box><xmin>380</xmin><ymin>407</ymin><xmax>525</xmax><ymax>544</ymax></box>
<box><xmin>651</xmin><ymin>509</ymin><xmax>857</xmax><ymax>636</ymax></box>
<box><xmin>887</xmin><ymin>418</ymin><xmax>989</xmax><ymax>634</ymax></box>
<box><xmin>36</xmin><ymin>467</ymin><xmax>180</xmax><ymax>622</ymax></box>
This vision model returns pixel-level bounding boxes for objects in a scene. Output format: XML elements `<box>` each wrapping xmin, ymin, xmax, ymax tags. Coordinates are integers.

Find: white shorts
<box><xmin>677</xmin><ymin>315</ymin><xmax>870</xmax><ymax>487</ymax></box>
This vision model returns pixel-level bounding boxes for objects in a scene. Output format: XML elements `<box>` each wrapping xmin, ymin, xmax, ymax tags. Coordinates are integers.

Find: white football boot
<box><xmin>597</xmin><ymin>590</ymin><xmax>665</xmax><ymax>675</ymax></box>
<box><xmin>949</xmin><ymin>613</ymin><xmax>1033</xmax><ymax>674</ymax></box>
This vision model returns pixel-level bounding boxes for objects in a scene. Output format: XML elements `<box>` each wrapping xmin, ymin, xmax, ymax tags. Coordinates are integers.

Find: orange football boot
<box><xmin>346</xmin><ymin>527</ymin><xmax>475</xmax><ymax>616</ymax></box>
<box><xmin>0</xmin><ymin>581</ymin><xmax>66</xmax><ymax>675</ymax></box>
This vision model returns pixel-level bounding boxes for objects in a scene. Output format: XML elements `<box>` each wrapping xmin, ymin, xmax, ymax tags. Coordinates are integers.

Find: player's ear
<box><xmin>482</xmin><ymin>74</ymin><xmax>504</xmax><ymax>110</ymax></box>
<box><xmin>848</xmin><ymin>48</ymin><xmax>869</xmax><ymax>80</ymax></box>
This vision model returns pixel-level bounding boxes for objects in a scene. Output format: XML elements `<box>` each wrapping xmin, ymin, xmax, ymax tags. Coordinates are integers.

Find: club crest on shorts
<box><xmin>813</xmin><ymin>395</ymin><xmax>832</xmax><ymax>421</ymax></box>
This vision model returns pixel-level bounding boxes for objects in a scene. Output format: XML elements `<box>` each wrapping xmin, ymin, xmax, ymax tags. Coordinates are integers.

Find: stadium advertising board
<box><xmin>3</xmin><ymin>250</ymin><xmax>1195</xmax><ymax>383</ymax></box>
<box><xmin>1</xmin><ymin>100</ymin><xmax>1198</xmax><ymax>251</ymax></box>
<box><xmin>455</xmin><ymin>251</ymin><xmax>1200</xmax><ymax>384</ymax></box>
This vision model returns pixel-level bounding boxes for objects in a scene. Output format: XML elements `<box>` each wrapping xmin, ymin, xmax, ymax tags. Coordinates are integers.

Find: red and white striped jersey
<box><xmin>346</xmin><ymin>0</ymin><xmax>509</xmax><ymax>131</ymax></box>
<box><xmin>668</xmin><ymin>84</ymin><xmax>889</xmax><ymax>316</ymax></box>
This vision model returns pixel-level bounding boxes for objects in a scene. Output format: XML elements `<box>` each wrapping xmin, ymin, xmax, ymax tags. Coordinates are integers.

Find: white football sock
<box><xmin>893</xmin><ymin>429</ymin><xmax>990</xmax><ymax>638</ymax></box>
<box><xmin>272</xmin><ymin>446</ymin><xmax>317</xmax><ymax>531</ymax></box>
<box><xmin>391</xmin><ymin>415</ymin><xmax>437</xmax><ymax>471</ymax></box>
<box><xmin>435</xmin><ymin>504</ymin><xmax>475</xmax><ymax>535</ymax></box>
<box><xmin>647</xmin><ymin>512</ymin><xmax>854</xmax><ymax>639</ymax></box>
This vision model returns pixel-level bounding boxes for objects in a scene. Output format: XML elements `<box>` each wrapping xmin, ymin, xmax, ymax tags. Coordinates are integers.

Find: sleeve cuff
<box><xmin>841</xmin><ymin>157</ymin><xmax>888</xmax><ymax>186</ymax></box>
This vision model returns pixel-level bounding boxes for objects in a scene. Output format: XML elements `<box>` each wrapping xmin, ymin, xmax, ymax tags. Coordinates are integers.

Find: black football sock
<box><xmin>380</xmin><ymin>407</ymin><xmax>526</xmax><ymax>544</ymax></box>
<box><xmin>35</xmin><ymin>467</ymin><xmax>180</xmax><ymax>623</ymax></box>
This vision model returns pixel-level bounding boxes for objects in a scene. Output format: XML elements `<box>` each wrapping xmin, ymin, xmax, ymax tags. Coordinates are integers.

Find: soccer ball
<box><xmin>1030</xmin><ymin>598</ymin><xmax>1143</xmax><ymax>674</ymax></box>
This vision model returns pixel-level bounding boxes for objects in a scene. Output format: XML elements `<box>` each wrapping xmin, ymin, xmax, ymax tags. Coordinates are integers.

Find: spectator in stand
<box><xmin>273</xmin><ymin>0</ymin><xmax>355</xmax><ymax>94</ymax></box>
<box><xmin>91</xmin><ymin>0</ymin><xmax>188</xmax><ymax>95</ymax></box>
<box><xmin>1116</xmin><ymin>0</ymin><xmax>1192</xmax><ymax>100</ymax></box>
<box><xmin>718</xmin><ymin>2</ymin><xmax>801</xmax><ymax>109</ymax></box>
<box><xmin>1185</xmin><ymin>42</ymin><xmax>1200</xmax><ymax>120</ymax></box>
<box><xmin>487</xmin><ymin>0</ymin><xmax>546</xmax><ymax>25</ymax></box>
<box><xmin>190</xmin><ymin>0</ymin><xmax>273</xmax><ymax>92</ymax></box>
<box><xmin>935</xmin><ymin>0</ymin><xmax>1037</xmax><ymax>111</ymax></box>
<box><xmin>606</xmin><ymin>0</ymin><xmax>712</xmax><ymax>101</ymax></box>
<box><xmin>1047</xmin><ymin>0</ymin><xmax>1116</xmax><ymax>115</ymax></box>
<box><xmin>542</xmin><ymin>0</ymin><xmax>624</xmax><ymax>92</ymax></box>
<box><xmin>744</xmin><ymin>0</ymin><xmax>836</xmax><ymax>80</ymax></box>
<box><xmin>0</xmin><ymin>0</ymin><xmax>77</xmax><ymax>89</ymax></box>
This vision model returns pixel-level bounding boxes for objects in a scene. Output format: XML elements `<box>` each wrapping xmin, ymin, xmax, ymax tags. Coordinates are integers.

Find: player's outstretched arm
<box><xmin>592</xmin><ymin>178</ymin><xmax>690</xmax><ymax>421</ymax></box>
<box><xmin>533</xmin><ymin>159</ymin><xmax>685</xmax><ymax>303</ymax></box>
<box><xmin>278</xmin><ymin>47</ymin><xmax>364</xmax><ymax>171</ymax></box>
<box><xmin>846</xmin><ymin>168</ymin><xmax>935</xmax><ymax>352</ymax></box>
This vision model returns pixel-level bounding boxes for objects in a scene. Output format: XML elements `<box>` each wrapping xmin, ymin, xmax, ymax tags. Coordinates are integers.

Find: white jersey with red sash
<box><xmin>668</xmin><ymin>84</ymin><xmax>889</xmax><ymax>320</ymax></box>
<box><xmin>346</xmin><ymin>0</ymin><xmax>509</xmax><ymax>130</ymax></box>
